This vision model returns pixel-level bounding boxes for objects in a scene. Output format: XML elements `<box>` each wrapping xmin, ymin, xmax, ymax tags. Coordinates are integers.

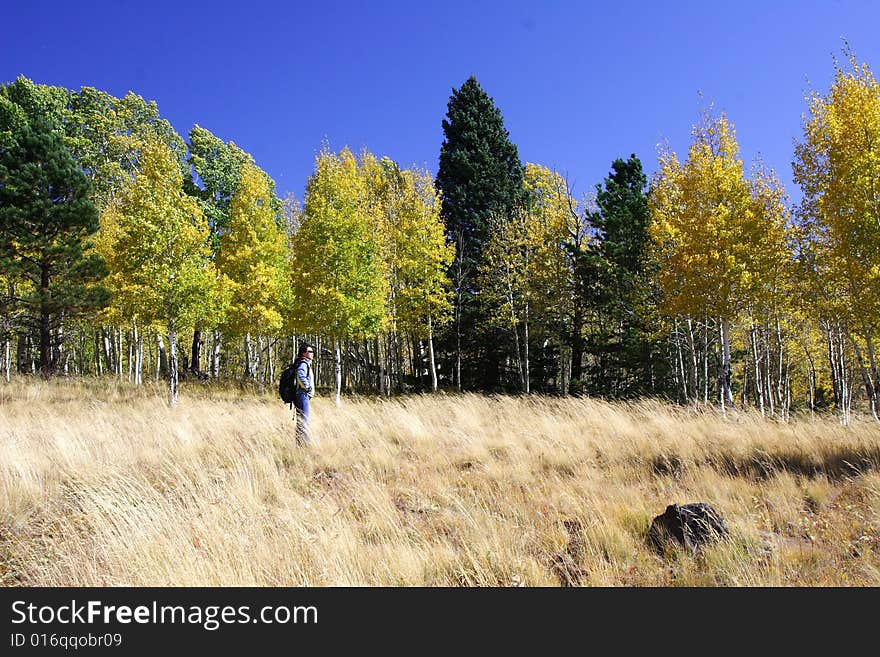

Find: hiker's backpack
<box><xmin>279</xmin><ymin>361</ymin><xmax>299</xmax><ymax>404</ymax></box>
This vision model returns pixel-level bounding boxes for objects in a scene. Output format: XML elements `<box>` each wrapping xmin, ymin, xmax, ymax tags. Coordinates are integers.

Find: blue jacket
<box><xmin>296</xmin><ymin>359</ymin><xmax>314</xmax><ymax>398</ymax></box>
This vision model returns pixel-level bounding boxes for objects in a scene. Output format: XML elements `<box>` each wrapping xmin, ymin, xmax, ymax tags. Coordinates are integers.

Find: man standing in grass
<box><xmin>293</xmin><ymin>343</ymin><xmax>315</xmax><ymax>445</ymax></box>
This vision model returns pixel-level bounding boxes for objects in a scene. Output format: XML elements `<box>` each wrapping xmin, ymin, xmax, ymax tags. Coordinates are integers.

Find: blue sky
<box><xmin>3</xmin><ymin>1</ymin><xmax>879</xmax><ymax>203</ymax></box>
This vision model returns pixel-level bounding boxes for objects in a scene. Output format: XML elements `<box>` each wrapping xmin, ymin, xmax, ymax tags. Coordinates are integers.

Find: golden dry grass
<box><xmin>1</xmin><ymin>378</ymin><xmax>878</xmax><ymax>586</ymax></box>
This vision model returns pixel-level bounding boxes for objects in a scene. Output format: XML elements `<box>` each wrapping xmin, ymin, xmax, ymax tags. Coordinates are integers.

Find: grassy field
<box><xmin>1</xmin><ymin>379</ymin><xmax>878</xmax><ymax>586</ymax></box>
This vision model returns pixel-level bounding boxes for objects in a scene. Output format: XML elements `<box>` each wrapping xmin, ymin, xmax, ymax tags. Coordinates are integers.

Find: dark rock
<box><xmin>648</xmin><ymin>503</ymin><xmax>729</xmax><ymax>554</ymax></box>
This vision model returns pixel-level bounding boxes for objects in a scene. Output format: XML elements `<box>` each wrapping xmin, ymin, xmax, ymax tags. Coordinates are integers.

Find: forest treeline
<box><xmin>1</xmin><ymin>51</ymin><xmax>878</xmax><ymax>422</ymax></box>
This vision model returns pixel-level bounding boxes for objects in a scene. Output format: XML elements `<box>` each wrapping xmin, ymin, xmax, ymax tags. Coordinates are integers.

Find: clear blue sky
<box><xmin>3</xmin><ymin>0</ymin><xmax>879</xmax><ymax>203</ymax></box>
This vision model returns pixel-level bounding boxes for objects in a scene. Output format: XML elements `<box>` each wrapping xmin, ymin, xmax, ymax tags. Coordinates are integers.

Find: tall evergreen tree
<box><xmin>436</xmin><ymin>76</ymin><xmax>526</xmax><ymax>390</ymax></box>
<box><xmin>0</xmin><ymin>118</ymin><xmax>108</xmax><ymax>376</ymax></box>
<box><xmin>580</xmin><ymin>155</ymin><xmax>666</xmax><ymax>397</ymax></box>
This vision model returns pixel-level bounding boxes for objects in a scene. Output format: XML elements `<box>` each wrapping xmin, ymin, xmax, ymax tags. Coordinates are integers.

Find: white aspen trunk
<box><xmin>117</xmin><ymin>328</ymin><xmax>123</xmax><ymax>378</ymax></box>
<box><xmin>775</xmin><ymin>318</ymin><xmax>784</xmax><ymax>411</ymax></box>
<box><xmin>827</xmin><ymin>326</ymin><xmax>838</xmax><ymax>409</ymax></box>
<box><xmin>751</xmin><ymin>325</ymin><xmax>764</xmax><ymax>416</ymax></box>
<box><xmin>53</xmin><ymin>319</ymin><xmax>64</xmax><ymax>376</ymax></box>
<box><xmin>720</xmin><ymin>316</ymin><xmax>733</xmax><ymax>414</ymax></box>
<box><xmin>764</xmin><ymin>330</ymin><xmax>774</xmax><ymax>417</ymax></box>
<box><xmin>102</xmin><ymin>329</ymin><xmax>113</xmax><ymax>376</ymax></box>
<box><xmin>134</xmin><ymin>321</ymin><xmax>143</xmax><ymax>386</ymax></box>
<box><xmin>95</xmin><ymin>331</ymin><xmax>102</xmax><ymax>375</ymax></box>
<box><xmin>268</xmin><ymin>337</ymin><xmax>275</xmax><ymax>384</ymax></box>
<box><xmin>675</xmin><ymin>320</ymin><xmax>688</xmax><ymax>403</ymax></box>
<box><xmin>244</xmin><ymin>333</ymin><xmax>253</xmax><ymax>379</ymax></box>
<box><xmin>168</xmin><ymin>321</ymin><xmax>178</xmax><ymax>406</ymax></box>
<box><xmin>428</xmin><ymin>315</ymin><xmax>437</xmax><ymax>393</ymax></box>
<box><xmin>4</xmin><ymin>338</ymin><xmax>10</xmax><ymax>382</ymax></box>
<box><xmin>686</xmin><ymin>318</ymin><xmax>698</xmax><ymax>403</ymax></box>
<box><xmin>127</xmin><ymin>330</ymin><xmax>133</xmax><ymax>383</ymax></box>
<box><xmin>156</xmin><ymin>333</ymin><xmax>166</xmax><ymax>384</ymax></box>
<box><xmin>838</xmin><ymin>326</ymin><xmax>850</xmax><ymax>426</ymax></box>
<box><xmin>377</xmin><ymin>336</ymin><xmax>386</xmax><ymax>397</ymax></box>
<box><xmin>702</xmin><ymin>320</ymin><xmax>709</xmax><ymax>405</ymax></box>
<box><xmin>334</xmin><ymin>337</ymin><xmax>342</xmax><ymax>406</ymax></box>
<box><xmin>211</xmin><ymin>331</ymin><xmax>221</xmax><ymax>378</ymax></box>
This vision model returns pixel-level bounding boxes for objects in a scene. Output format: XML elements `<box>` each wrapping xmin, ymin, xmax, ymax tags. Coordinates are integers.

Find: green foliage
<box><xmin>578</xmin><ymin>155</ymin><xmax>669</xmax><ymax>397</ymax></box>
<box><xmin>0</xmin><ymin>116</ymin><xmax>108</xmax><ymax>373</ymax></box>
<box><xmin>0</xmin><ymin>76</ymin><xmax>188</xmax><ymax>210</ymax></box>
<box><xmin>436</xmin><ymin>76</ymin><xmax>527</xmax><ymax>389</ymax></box>
<box><xmin>437</xmin><ymin>76</ymin><xmax>527</xmax><ymax>259</ymax></box>
<box><xmin>186</xmin><ymin>125</ymin><xmax>283</xmax><ymax>251</ymax></box>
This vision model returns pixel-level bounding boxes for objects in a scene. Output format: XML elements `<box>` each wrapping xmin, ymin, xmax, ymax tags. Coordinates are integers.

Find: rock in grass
<box><xmin>648</xmin><ymin>503</ymin><xmax>729</xmax><ymax>554</ymax></box>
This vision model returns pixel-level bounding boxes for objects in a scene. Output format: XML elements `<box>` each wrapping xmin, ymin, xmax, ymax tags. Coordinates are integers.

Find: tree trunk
<box><xmin>570</xmin><ymin>308</ymin><xmax>584</xmax><ymax>385</ymax></box>
<box><xmin>719</xmin><ymin>316</ymin><xmax>733</xmax><ymax>414</ymax></box>
<box><xmin>267</xmin><ymin>337</ymin><xmax>275</xmax><ymax>384</ymax></box>
<box><xmin>836</xmin><ymin>325</ymin><xmax>851</xmax><ymax>426</ymax></box>
<box><xmin>244</xmin><ymin>333</ymin><xmax>253</xmax><ymax>379</ymax></box>
<box><xmin>686</xmin><ymin>318</ymin><xmax>699</xmax><ymax>403</ymax></box>
<box><xmin>394</xmin><ymin>330</ymin><xmax>404</xmax><ymax>394</ymax></box>
<box><xmin>674</xmin><ymin>319</ymin><xmax>688</xmax><ymax>403</ymax></box>
<box><xmin>116</xmin><ymin>328</ymin><xmax>123</xmax><ymax>378</ymax></box>
<box><xmin>775</xmin><ymin>318</ymin><xmax>785</xmax><ymax>412</ymax></box>
<box><xmin>3</xmin><ymin>338</ymin><xmax>10</xmax><ymax>382</ymax></box>
<box><xmin>853</xmin><ymin>337</ymin><xmax>879</xmax><ymax>422</ymax></box>
<box><xmin>751</xmin><ymin>325</ymin><xmax>764</xmax><ymax>416</ymax></box>
<box><xmin>864</xmin><ymin>335</ymin><xmax>880</xmax><ymax>422</ymax></box>
<box><xmin>191</xmin><ymin>329</ymin><xmax>203</xmax><ymax>375</ymax></box>
<box><xmin>52</xmin><ymin>314</ymin><xmax>64</xmax><ymax>375</ymax></box>
<box><xmin>428</xmin><ymin>315</ymin><xmax>438</xmax><ymax>392</ymax></box>
<box><xmin>211</xmin><ymin>331</ymin><xmax>222</xmax><ymax>378</ymax></box>
<box><xmin>134</xmin><ymin>321</ymin><xmax>143</xmax><ymax>386</ymax></box>
<box><xmin>38</xmin><ymin>263</ymin><xmax>52</xmax><ymax>378</ymax></box>
<box><xmin>377</xmin><ymin>336</ymin><xmax>386</xmax><ymax>397</ymax></box>
<box><xmin>334</xmin><ymin>337</ymin><xmax>342</xmax><ymax>406</ymax></box>
<box><xmin>168</xmin><ymin>321</ymin><xmax>179</xmax><ymax>406</ymax></box>
<box><xmin>805</xmin><ymin>345</ymin><xmax>816</xmax><ymax>419</ymax></box>
<box><xmin>156</xmin><ymin>333</ymin><xmax>167</xmax><ymax>382</ymax></box>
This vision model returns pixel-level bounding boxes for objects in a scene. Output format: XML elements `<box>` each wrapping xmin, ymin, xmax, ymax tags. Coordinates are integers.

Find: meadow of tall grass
<box><xmin>1</xmin><ymin>378</ymin><xmax>878</xmax><ymax>586</ymax></box>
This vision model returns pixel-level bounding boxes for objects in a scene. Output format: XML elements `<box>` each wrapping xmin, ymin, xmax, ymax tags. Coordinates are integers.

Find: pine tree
<box><xmin>0</xmin><ymin>117</ymin><xmax>108</xmax><ymax>377</ymax></box>
<box><xmin>436</xmin><ymin>76</ymin><xmax>527</xmax><ymax>390</ymax></box>
<box><xmin>581</xmin><ymin>155</ymin><xmax>666</xmax><ymax>398</ymax></box>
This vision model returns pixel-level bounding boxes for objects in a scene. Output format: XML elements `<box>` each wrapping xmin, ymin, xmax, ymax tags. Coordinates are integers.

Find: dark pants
<box><xmin>294</xmin><ymin>391</ymin><xmax>310</xmax><ymax>446</ymax></box>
